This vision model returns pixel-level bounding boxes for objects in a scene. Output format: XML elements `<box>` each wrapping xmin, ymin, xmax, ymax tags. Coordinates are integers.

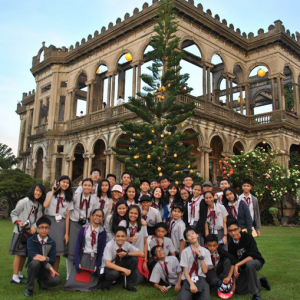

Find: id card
<box><xmin>100</xmin><ymin>267</ymin><xmax>105</xmax><ymax>275</ymax></box>
<box><xmin>91</xmin><ymin>252</ymin><xmax>95</xmax><ymax>259</ymax></box>
<box><xmin>189</xmin><ymin>219</ymin><xmax>194</xmax><ymax>226</ymax></box>
<box><xmin>55</xmin><ymin>214</ymin><xmax>62</xmax><ymax>222</ymax></box>
<box><xmin>191</xmin><ymin>276</ymin><xmax>199</xmax><ymax>283</ymax></box>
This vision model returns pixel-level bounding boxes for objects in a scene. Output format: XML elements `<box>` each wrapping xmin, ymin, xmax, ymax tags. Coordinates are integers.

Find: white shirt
<box><xmin>187</xmin><ymin>196</ymin><xmax>202</xmax><ymax>225</ymax></box>
<box><xmin>169</xmin><ymin>218</ymin><xmax>186</xmax><ymax>253</ymax></box>
<box><xmin>238</xmin><ymin>193</ymin><xmax>254</xmax><ymax>219</ymax></box>
<box><xmin>83</xmin><ymin>225</ymin><xmax>100</xmax><ymax>254</ymax></box>
<box><xmin>206</xmin><ymin>203</ymin><xmax>228</xmax><ymax>231</ymax></box>
<box><xmin>117</xmin><ymin>98</ymin><xmax>124</xmax><ymax>105</ymax></box>
<box><xmin>45</xmin><ymin>192</ymin><xmax>71</xmax><ymax>218</ymax></box>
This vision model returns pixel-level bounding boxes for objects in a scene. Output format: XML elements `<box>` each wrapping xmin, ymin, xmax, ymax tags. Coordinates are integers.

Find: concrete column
<box><xmin>229</xmin><ymin>78</ymin><xmax>233</xmax><ymax>109</ymax></box>
<box><xmin>86</xmin><ymin>83</ymin><xmax>91</xmax><ymax>114</ymax></box>
<box><xmin>111</xmin><ymin>74</ymin><xmax>116</xmax><ymax>107</ymax></box>
<box><xmin>202</xmin><ymin>65</ymin><xmax>207</xmax><ymax>100</ymax></box>
<box><xmin>132</xmin><ymin>65</ymin><xmax>137</xmax><ymax>98</ymax></box>
<box><xmin>68</xmin><ymin>157</ymin><xmax>75</xmax><ymax>179</ymax></box>
<box><xmin>47</xmin><ymin>67</ymin><xmax>59</xmax><ymax>130</ymax></box>
<box><xmin>104</xmin><ymin>149</ymin><xmax>112</xmax><ymax>176</ymax></box>
<box><xmin>226</xmin><ymin>76</ymin><xmax>230</xmax><ymax>107</ymax></box>
<box><xmin>239</xmin><ymin>86</ymin><xmax>243</xmax><ymax>114</ymax></box>
<box><xmin>271</xmin><ymin>78</ymin><xmax>276</xmax><ymax>110</ymax></box>
<box><xmin>110</xmin><ymin>153</ymin><xmax>115</xmax><ymax>173</ymax></box>
<box><xmin>245</xmin><ymin>84</ymin><xmax>250</xmax><ymax>116</ymax></box>
<box><xmin>207</xmin><ymin>67</ymin><xmax>211</xmax><ymax>101</ymax></box>
<box><xmin>88</xmin><ymin>154</ymin><xmax>95</xmax><ymax>176</ymax></box>
<box><xmin>293</xmin><ymin>83</ymin><xmax>299</xmax><ymax>115</ymax></box>
<box><xmin>199</xmin><ymin>148</ymin><xmax>205</xmax><ymax>178</ymax></box>
<box><xmin>137</xmin><ymin>64</ymin><xmax>142</xmax><ymax>94</ymax></box>
<box><xmin>107</xmin><ymin>76</ymin><xmax>112</xmax><ymax>107</ymax></box>
<box><xmin>281</xmin><ymin>77</ymin><xmax>285</xmax><ymax>111</ymax></box>
<box><xmin>90</xmin><ymin>81</ymin><xmax>95</xmax><ymax>112</ymax></box>
<box><xmin>83</xmin><ymin>154</ymin><xmax>89</xmax><ymax>178</ymax></box>
<box><xmin>277</xmin><ymin>77</ymin><xmax>283</xmax><ymax>110</ymax></box>
<box><xmin>204</xmin><ymin>152</ymin><xmax>210</xmax><ymax>181</ymax></box>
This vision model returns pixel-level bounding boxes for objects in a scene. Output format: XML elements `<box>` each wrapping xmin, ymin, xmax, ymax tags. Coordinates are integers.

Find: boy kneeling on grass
<box><xmin>149</xmin><ymin>245</ymin><xmax>182</xmax><ymax>293</ymax></box>
<box><xmin>101</xmin><ymin>226</ymin><xmax>144</xmax><ymax>292</ymax></box>
<box><xmin>178</xmin><ymin>227</ymin><xmax>212</xmax><ymax>300</ymax></box>
<box><xmin>25</xmin><ymin>217</ymin><xmax>61</xmax><ymax>297</ymax></box>
<box><xmin>227</xmin><ymin>219</ymin><xmax>270</xmax><ymax>300</ymax></box>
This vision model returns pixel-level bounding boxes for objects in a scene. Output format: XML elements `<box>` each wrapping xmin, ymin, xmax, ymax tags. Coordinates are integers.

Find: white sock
<box><xmin>18</xmin><ymin>271</ymin><xmax>24</xmax><ymax>278</ymax></box>
<box><xmin>66</xmin><ymin>259</ymin><xmax>73</xmax><ymax>280</ymax></box>
<box><xmin>12</xmin><ymin>274</ymin><xmax>20</xmax><ymax>282</ymax></box>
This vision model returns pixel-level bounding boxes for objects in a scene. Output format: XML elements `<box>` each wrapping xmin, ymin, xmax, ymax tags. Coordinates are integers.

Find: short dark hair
<box><xmin>154</xmin><ymin>222</ymin><xmax>168</xmax><ymax>231</ymax></box>
<box><xmin>139</xmin><ymin>195</ymin><xmax>152</xmax><ymax>202</ymax></box>
<box><xmin>183</xmin><ymin>175</ymin><xmax>193</xmax><ymax>180</ymax></box>
<box><xmin>150</xmin><ymin>178</ymin><xmax>158</xmax><ymax>183</ymax></box>
<box><xmin>114</xmin><ymin>226</ymin><xmax>127</xmax><ymax>235</ymax></box>
<box><xmin>183</xmin><ymin>227</ymin><xmax>196</xmax><ymax>240</ymax></box>
<box><xmin>121</xmin><ymin>171</ymin><xmax>131</xmax><ymax>179</ymax></box>
<box><xmin>140</xmin><ymin>179</ymin><xmax>150</xmax><ymax>185</ymax></box>
<box><xmin>193</xmin><ymin>182</ymin><xmax>202</xmax><ymax>189</ymax></box>
<box><xmin>36</xmin><ymin>217</ymin><xmax>51</xmax><ymax>227</ymax></box>
<box><xmin>158</xmin><ymin>175</ymin><xmax>170</xmax><ymax>182</ymax></box>
<box><xmin>172</xmin><ymin>203</ymin><xmax>184</xmax><ymax>212</ymax></box>
<box><xmin>205</xmin><ymin>234</ymin><xmax>218</xmax><ymax>243</ymax></box>
<box><xmin>97</xmin><ymin>179</ymin><xmax>112</xmax><ymax>198</ymax></box>
<box><xmin>226</xmin><ymin>218</ymin><xmax>239</xmax><ymax>228</ymax></box>
<box><xmin>82</xmin><ymin>178</ymin><xmax>93</xmax><ymax>185</ymax></box>
<box><xmin>241</xmin><ymin>179</ymin><xmax>252</xmax><ymax>186</ymax></box>
<box><xmin>151</xmin><ymin>245</ymin><xmax>163</xmax><ymax>258</ymax></box>
<box><xmin>106</xmin><ymin>173</ymin><xmax>116</xmax><ymax>180</ymax></box>
<box><xmin>203</xmin><ymin>191</ymin><xmax>214</xmax><ymax>198</ymax></box>
<box><xmin>92</xmin><ymin>208</ymin><xmax>104</xmax><ymax>217</ymax></box>
<box><xmin>90</xmin><ymin>168</ymin><xmax>101</xmax><ymax>175</ymax></box>
<box><xmin>27</xmin><ymin>183</ymin><xmax>46</xmax><ymax>205</ymax></box>
<box><xmin>220</xmin><ymin>178</ymin><xmax>231</xmax><ymax>185</ymax></box>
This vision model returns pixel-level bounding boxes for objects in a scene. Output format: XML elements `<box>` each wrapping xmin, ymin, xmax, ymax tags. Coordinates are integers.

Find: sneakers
<box><xmin>24</xmin><ymin>289</ymin><xmax>33</xmax><ymax>297</ymax></box>
<box><xmin>252</xmin><ymin>293</ymin><xmax>261</xmax><ymax>300</ymax></box>
<box><xmin>260</xmin><ymin>277</ymin><xmax>271</xmax><ymax>291</ymax></box>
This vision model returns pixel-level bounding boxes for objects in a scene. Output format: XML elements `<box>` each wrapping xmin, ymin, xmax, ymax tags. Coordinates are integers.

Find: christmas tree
<box><xmin>111</xmin><ymin>0</ymin><xmax>199</xmax><ymax>183</ymax></box>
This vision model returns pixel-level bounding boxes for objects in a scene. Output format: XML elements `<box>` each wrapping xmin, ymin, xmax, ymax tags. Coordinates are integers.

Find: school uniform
<box><xmin>228</xmin><ymin>232</ymin><xmax>265</xmax><ymax>295</ymax></box>
<box><xmin>67</xmin><ymin>193</ymin><xmax>98</xmax><ymax>260</ymax></box>
<box><xmin>96</xmin><ymin>195</ymin><xmax>113</xmax><ymax>221</ymax></box>
<box><xmin>26</xmin><ymin>233</ymin><xmax>61</xmax><ymax>291</ymax></box>
<box><xmin>152</xmin><ymin>201</ymin><xmax>169</xmax><ymax>221</ymax></box>
<box><xmin>64</xmin><ymin>224</ymin><xmax>106</xmax><ymax>291</ymax></box>
<box><xmin>9</xmin><ymin>197</ymin><xmax>43</xmax><ymax>256</ymax></box>
<box><xmin>44</xmin><ymin>192</ymin><xmax>72</xmax><ymax>256</ymax></box>
<box><xmin>238</xmin><ymin>193</ymin><xmax>261</xmax><ymax>232</ymax></box>
<box><xmin>142</xmin><ymin>206</ymin><xmax>162</xmax><ymax>235</ymax></box>
<box><xmin>149</xmin><ymin>236</ymin><xmax>176</xmax><ymax>258</ymax></box>
<box><xmin>75</xmin><ymin>183</ymin><xmax>99</xmax><ymax>195</ymax></box>
<box><xmin>167</xmin><ymin>199</ymin><xmax>174</xmax><ymax>218</ymax></box>
<box><xmin>101</xmin><ymin>240</ymin><xmax>140</xmax><ymax>290</ymax></box>
<box><xmin>149</xmin><ymin>256</ymin><xmax>181</xmax><ymax>285</ymax></box>
<box><xmin>169</xmin><ymin>218</ymin><xmax>186</xmax><ymax>255</ymax></box>
<box><xmin>206</xmin><ymin>247</ymin><xmax>238</xmax><ymax>288</ymax></box>
<box><xmin>225</xmin><ymin>200</ymin><xmax>253</xmax><ymax>234</ymax></box>
<box><xmin>178</xmin><ymin>245</ymin><xmax>212</xmax><ymax>300</ymax></box>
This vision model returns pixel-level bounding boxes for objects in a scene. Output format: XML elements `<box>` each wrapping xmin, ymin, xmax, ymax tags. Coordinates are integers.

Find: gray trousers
<box><xmin>206</xmin><ymin>257</ymin><xmax>231</xmax><ymax>287</ymax></box>
<box><xmin>177</xmin><ymin>277</ymin><xmax>211</xmax><ymax>300</ymax></box>
<box><xmin>235</xmin><ymin>259</ymin><xmax>262</xmax><ymax>295</ymax></box>
<box><xmin>27</xmin><ymin>260</ymin><xmax>61</xmax><ymax>291</ymax></box>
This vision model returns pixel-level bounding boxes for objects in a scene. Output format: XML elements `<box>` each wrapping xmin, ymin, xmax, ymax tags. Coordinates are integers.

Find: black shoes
<box><xmin>37</xmin><ymin>279</ymin><xmax>47</xmax><ymax>290</ymax></box>
<box><xmin>125</xmin><ymin>286</ymin><xmax>137</xmax><ymax>292</ymax></box>
<box><xmin>260</xmin><ymin>277</ymin><xmax>271</xmax><ymax>291</ymax></box>
<box><xmin>252</xmin><ymin>293</ymin><xmax>261</xmax><ymax>300</ymax></box>
<box><xmin>10</xmin><ymin>279</ymin><xmax>25</xmax><ymax>284</ymax></box>
<box><xmin>101</xmin><ymin>286</ymin><xmax>110</xmax><ymax>291</ymax></box>
<box><xmin>24</xmin><ymin>289</ymin><xmax>33</xmax><ymax>297</ymax></box>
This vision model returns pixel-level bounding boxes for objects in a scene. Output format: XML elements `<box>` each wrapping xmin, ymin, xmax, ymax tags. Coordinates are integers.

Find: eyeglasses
<box><xmin>93</xmin><ymin>214</ymin><xmax>103</xmax><ymax>218</ymax></box>
<box><xmin>228</xmin><ymin>228</ymin><xmax>239</xmax><ymax>233</ymax></box>
<box><xmin>154</xmin><ymin>248</ymin><xmax>164</xmax><ymax>254</ymax></box>
<box><xmin>38</xmin><ymin>226</ymin><xmax>50</xmax><ymax>230</ymax></box>
<box><xmin>92</xmin><ymin>172</ymin><xmax>100</xmax><ymax>176</ymax></box>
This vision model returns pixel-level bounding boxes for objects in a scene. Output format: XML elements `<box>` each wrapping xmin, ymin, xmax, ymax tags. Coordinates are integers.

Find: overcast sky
<box><xmin>0</xmin><ymin>0</ymin><xmax>299</xmax><ymax>155</ymax></box>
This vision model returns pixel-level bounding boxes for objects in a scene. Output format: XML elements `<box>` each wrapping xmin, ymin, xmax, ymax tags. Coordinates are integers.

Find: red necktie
<box><xmin>41</xmin><ymin>240</ymin><xmax>44</xmax><ymax>246</ymax></box>
<box><xmin>208</xmin><ymin>210</ymin><xmax>216</xmax><ymax>225</ymax></box>
<box><xmin>189</xmin><ymin>197</ymin><xmax>200</xmax><ymax>219</ymax></box>
<box><xmin>244</xmin><ymin>197</ymin><xmax>250</xmax><ymax>206</ymax></box>
<box><xmin>170</xmin><ymin>201</ymin><xmax>174</xmax><ymax>211</ymax></box>
<box><xmin>99</xmin><ymin>199</ymin><xmax>105</xmax><ymax>210</ymax></box>
<box><xmin>211</xmin><ymin>254</ymin><xmax>218</xmax><ymax>268</ymax></box>
<box><xmin>189</xmin><ymin>249</ymin><xmax>199</xmax><ymax>277</ymax></box>
<box><xmin>115</xmin><ymin>248</ymin><xmax>125</xmax><ymax>264</ymax></box>
<box><xmin>80</xmin><ymin>199</ymin><xmax>88</xmax><ymax>210</ymax></box>
<box><xmin>228</xmin><ymin>206</ymin><xmax>237</xmax><ymax>218</ymax></box>
<box><xmin>91</xmin><ymin>230</ymin><xmax>97</xmax><ymax>249</ymax></box>
<box><xmin>129</xmin><ymin>226</ymin><xmax>137</xmax><ymax>237</ymax></box>
<box><xmin>56</xmin><ymin>197</ymin><xmax>64</xmax><ymax>214</ymax></box>
<box><xmin>160</xmin><ymin>262</ymin><xmax>169</xmax><ymax>284</ymax></box>
<box><xmin>142</xmin><ymin>215</ymin><xmax>147</xmax><ymax>221</ymax></box>
<box><xmin>111</xmin><ymin>203</ymin><xmax>116</xmax><ymax>211</ymax></box>
<box><xmin>169</xmin><ymin>220</ymin><xmax>175</xmax><ymax>236</ymax></box>
<box><xmin>152</xmin><ymin>202</ymin><xmax>158</xmax><ymax>209</ymax></box>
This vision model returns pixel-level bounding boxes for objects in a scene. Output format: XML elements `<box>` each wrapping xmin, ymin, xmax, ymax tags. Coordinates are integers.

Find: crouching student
<box><xmin>178</xmin><ymin>227</ymin><xmax>212</xmax><ymax>300</ymax></box>
<box><xmin>25</xmin><ymin>217</ymin><xmax>61</xmax><ymax>297</ymax></box>
<box><xmin>149</xmin><ymin>245</ymin><xmax>182</xmax><ymax>292</ymax></box>
<box><xmin>169</xmin><ymin>204</ymin><xmax>186</xmax><ymax>258</ymax></box>
<box><xmin>101</xmin><ymin>226</ymin><xmax>144</xmax><ymax>292</ymax></box>
<box><xmin>205</xmin><ymin>234</ymin><xmax>237</xmax><ymax>289</ymax></box>
<box><xmin>227</xmin><ymin>219</ymin><xmax>270</xmax><ymax>300</ymax></box>
<box><xmin>64</xmin><ymin>209</ymin><xmax>106</xmax><ymax>291</ymax></box>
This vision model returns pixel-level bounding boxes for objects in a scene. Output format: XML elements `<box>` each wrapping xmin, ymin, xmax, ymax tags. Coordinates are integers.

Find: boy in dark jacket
<box><xmin>227</xmin><ymin>219</ymin><xmax>270</xmax><ymax>300</ymax></box>
<box><xmin>205</xmin><ymin>234</ymin><xmax>237</xmax><ymax>288</ymax></box>
<box><xmin>25</xmin><ymin>217</ymin><xmax>61</xmax><ymax>297</ymax></box>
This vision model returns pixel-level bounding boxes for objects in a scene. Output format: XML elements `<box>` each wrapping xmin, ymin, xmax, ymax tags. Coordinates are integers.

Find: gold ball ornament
<box><xmin>161</xmin><ymin>134</ymin><xmax>164</xmax><ymax>138</ymax></box>
<box><xmin>176</xmin><ymin>171</ymin><xmax>179</xmax><ymax>173</ymax></box>
<box><xmin>159</xmin><ymin>172</ymin><xmax>163</xmax><ymax>176</ymax></box>
<box><xmin>147</xmin><ymin>154</ymin><xmax>151</xmax><ymax>159</ymax></box>
<box><xmin>257</xmin><ymin>68</ymin><xmax>266</xmax><ymax>77</ymax></box>
<box><xmin>161</xmin><ymin>96</ymin><xmax>165</xmax><ymax>100</ymax></box>
<box><xmin>135</xmin><ymin>164</ymin><xmax>139</xmax><ymax>167</ymax></box>
<box><xmin>158</xmin><ymin>87</ymin><xmax>162</xmax><ymax>92</ymax></box>
<box><xmin>158</xmin><ymin>167</ymin><xmax>161</xmax><ymax>171</ymax></box>
<box><xmin>148</xmin><ymin>141</ymin><xmax>152</xmax><ymax>145</ymax></box>
<box><xmin>155</xmin><ymin>115</ymin><xmax>158</xmax><ymax>119</ymax></box>
<box><xmin>164</xmin><ymin>56</ymin><xmax>168</xmax><ymax>60</ymax></box>
<box><xmin>168</xmin><ymin>83</ymin><xmax>171</xmax><ymax>88</ymax></box>
<box><xmin>165</xmin><ymin>145</ymin><xmax>168</xmax><ymax>148</ymax></box>
<box><xmin>188</xmin><ymin>165</ymin><xmax>191</xmax><ymax>168</ymax></box>
<box><xmin>176</xmin><ymin>164</ymin><xmax>179</xmax><ymax>167</ymax></box>
<box><xmin>174</xmin><ymin>154</ymin><xmax>177</xmax><ymax>158</ymax></box>
<box><xmin>159</xmin><ymin>76</ymin><xmax>162</xmax><ymax>79</ymax></box>
<box><xmin>133</xmin><ymin>133</ymin><xmax>136</xmax><ymax>137</ymax></box>
<box><xmin>153</xmin><ymin>92</ymin><xmax>156</xmax><ymax>95</ymax></box>
<box><xmin>151</xmin><ymin>129</ymin><xmax>155</xmax><ymax>133</ymax></box>
<box><xmin>125</xmin><ymin>53</ymin><xmax>132</xmax><ymax>62</ymax></box>
<box><xmin>168</xmin><ymin>132</ymin><xmax>171</xmax><ymax>135</ymax></box>
<box><xmin>175</xmin><ymin>181</ymin><xmax>179</xmax><ymax>185</ymax></box>
<box><xmin>190</xmin><ymin>169</ymin><xmax>194</xmax><ymax>173</ymax></box>
<box><xmin>159</xmin><ymin>69</ymin><xmax>163</xmax><ymax>71</ymax></box>
<box><xmin>163</xmin><ymin>20</ymin><xmax>165</xmax><ymax>24</ymax></box>
<box><xmin>162</xmin><ymin>86</ymin><xmax>165</xmax><ymax>90</ymax></box>
<box><xmin>181</xmin><ymin>123</ymin><xmax>184</xmax><ymax>127</ymax></box>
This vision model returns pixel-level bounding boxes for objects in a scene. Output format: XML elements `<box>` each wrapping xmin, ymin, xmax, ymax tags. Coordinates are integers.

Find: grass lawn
<box><xmin>0</xmin><ymin>219</ymin><xmax>299</xmax><ymax>300</ymax></box>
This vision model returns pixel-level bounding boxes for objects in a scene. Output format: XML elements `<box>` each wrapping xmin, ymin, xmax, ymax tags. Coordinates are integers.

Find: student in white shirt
<box><xmin>75</xmin><ymin>168</ymin><xmax>101</xmax><ymax>196</ymax></box>
<box><xmin>96</xmin><ymin>179</ymin><xmax>113</xmax><ymax>222</ymax></box>
<box><xmin>124</xmin><ymin>184</ymin><xmax>139</xmax><ymax>207</ymax></box>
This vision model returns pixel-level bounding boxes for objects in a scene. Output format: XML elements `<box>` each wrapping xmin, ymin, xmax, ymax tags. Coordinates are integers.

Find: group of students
<box><xmin>9</xmin><ymin>168</ymin><xmax>270</xmax><ymax>300</ymax></box>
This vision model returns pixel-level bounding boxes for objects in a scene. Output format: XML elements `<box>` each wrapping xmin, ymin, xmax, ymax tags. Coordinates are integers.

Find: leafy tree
<box><xmin>0</xmin><ymin>143</ymin><xmax>18</xmax><ymax>169</ymax></box>
<box><xmin>0</xmin><ymin>169</ymin><xmax>50</xmax><ymax>215</ymax></box>
<box><xmin>112</xmin><ymin>0</ymin><xmax>199</xmax><ymax>183</ymax></box>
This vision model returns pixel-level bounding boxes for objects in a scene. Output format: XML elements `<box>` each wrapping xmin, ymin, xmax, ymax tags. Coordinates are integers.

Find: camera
<box><xmin>24</xmin><ymin>220</ymin><xmax>30</xmax><ymax>227</ymax></box>
<box><xmin>78</xmin><ymin>219</ymin><xmax>87</xmax><ymax>225</ymax></box>
<box><xmin>54</xmin><ymin>182</ymin><xmax>60</xmax><ymax>191</ymax></box>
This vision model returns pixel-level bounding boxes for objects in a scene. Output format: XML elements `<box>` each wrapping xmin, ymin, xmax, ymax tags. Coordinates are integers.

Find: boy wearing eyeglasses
<box><xmin>25</xmin><ymin>217</ymin><xmax>61</xmax><ymax>297</ymax></box>
<box><xmin>227</xmin><ymin>219</ymin><xmax>270</xmax><ymax>300</ymax></box>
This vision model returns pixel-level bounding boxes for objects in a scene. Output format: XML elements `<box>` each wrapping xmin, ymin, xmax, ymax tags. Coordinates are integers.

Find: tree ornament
<box><xmin>161</xmin><ymin>134</ymin><xmax>164</xmax><ymax>138</ymax></box>
<box><xmin>181</xmin><ymin>123</ymin><xmax>184</xmax><ymax>127</ymax></box>
<box><xmin>174</xmin><ymin>154</ymin><xmax>177</xmax><ymax>157</ymax></box>
<box><xmin>257</xmin><ymin>68</ymin><xmax>266</xmax><ymax>77</ymax></box>
<box><xmin>133</xmin><ymin>133</ymin><xmax>136</xmax><ymax>137</ymax></box>
<box><xmin>175</xmin><ymin>181</ymin><xmax>179</xmax><ymax>185</ymax></box>
<box><xmin>153</xmin><ymin>92</ymin><xmax>156</xmax><ymax>95</ymax></box>
<box><xmin>158</xmin><ymin>167</ymin><xmax>161</xmax><ymax>171</ymax></box>
<box><xmin>164</xmin><ymin>56</ymin><xmax>168</xmax><ymax>60</ymax></box>
<box><xmin>176</xmin><ymin>164</ymin><xmax>179</xmax><ymax>167</ymax></box>
<box><xmin>125</xmin><ymin>53</ymin><xmax>132</xmax><ymax>62</ymax></box>
<box><xmin>168</xmin><ymin>132</ymin><xmax>171</xmax><ymax>135</ymax></box>
<box><xmin>147</xmin><ymin>154</ymin><xmax>151</xmax><ymax>159</ymax></box>
<box><xmin>137</xmin><ymin>134</ymin><xmax>141</xmax><ymax>137</ymax></box>
<box><xmin>165</xmin><ymin>145</ymin><xmax>168</xmax><ymax>148</ymax></box>
<box><xmin>188</xmin><ymin>165</ymin><xmax>191</xmax><ymax>168</ymax></box>
<box><xmin>158</xmin><ymin>87</ymin><xmax>162</xmax><ymax>92</ymax></box>
<box><xmin>159</xmin><ymin>76</ymin><xmax>162</xmax><ymax>79</ymax></box>
<box><xmin>168</xmin><ymin>83</ymin><xmax>171</xmax><ymax>88</ymax></box>
<box><xmin>163</xmin><ymin>20</ymin><xmax>165</xmax><ymax>24</ymax></box>
<box><xmin>159</xmin><ymin>172</ymin><xmax>163</xmax><ymax>176</ymax></box>
<box><xmin>148</xmin><ymin>141</ymin><xmax>152</xmax><ymax>145</ymax></box>
<box><xmin>155</xmin><ymin>115</ymin><xmax>158</xmax><ymax>119</ymax></box>
<box><xmin>151</xmin><ymin>129</ymin><xmax>155</xmax><ymax>133</ymax></box>
<box><xmin>159</xmin><ymin>69</ymin><xmax>163</xmax><ymax>71</ymax></box>
<box><xmin>162</xmin><ymin>10</ymin><xmax>165</xmax><ymax>13</ymax></box>
<box><xmin>162</xmin><ymin>86</ymin><xmax>165</xmax><ymax>91</ymax></box>
<box><xmin>161</xmin><ymin>96</ymin><xmax>165</xmax><ymax>100</ymax></box>
<box><xmin>176</xmin><ymin>171</ymin><xmax>179</xmax><ymax>173</ymax></box>
<box><xmin>135</xmin><ymin>164</ymin><xmax>139</xmax><ymax>167</ymax></box>
<box><xmin>190</xmin><ymin>169</ymin><xmax>194</xmax><ymax>173</ymax></box>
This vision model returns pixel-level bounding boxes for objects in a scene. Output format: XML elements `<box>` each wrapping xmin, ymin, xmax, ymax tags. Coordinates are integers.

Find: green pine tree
<box><xmin>112</xmin><ymin>0</ymin><xmax>200</xmax><ymax>183</ymax></box>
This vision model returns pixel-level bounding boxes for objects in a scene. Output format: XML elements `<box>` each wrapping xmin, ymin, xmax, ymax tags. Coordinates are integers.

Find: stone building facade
<box><xmin>16</xmin><ymin>0</ymin><xmax>300</xmax><ymax>185</ymax></box>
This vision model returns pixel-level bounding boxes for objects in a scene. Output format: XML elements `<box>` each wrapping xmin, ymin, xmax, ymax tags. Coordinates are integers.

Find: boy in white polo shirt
<box><xmin>178</xmin><ymin>228</ymin><xmax>212</xmax><ymax>300</ymax></box>
<box><xmin>150</xmin><ymin>245</ymin><xmax>182</xmax><ymax>292</ymax></box>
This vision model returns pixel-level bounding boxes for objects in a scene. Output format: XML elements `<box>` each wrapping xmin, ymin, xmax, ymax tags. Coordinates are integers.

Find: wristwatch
<box><xmin>198</xmin><ymin>255</ymin><xmax>204</xmax><ymax>260</ymax></box>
